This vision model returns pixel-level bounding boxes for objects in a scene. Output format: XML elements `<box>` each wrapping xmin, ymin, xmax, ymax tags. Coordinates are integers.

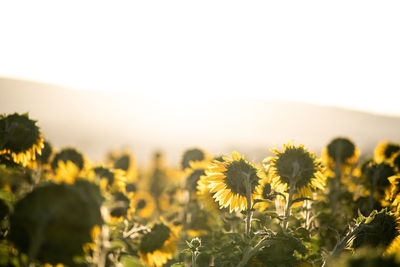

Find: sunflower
<box><xmin>253</xmin><ymin>171</ymin><xmax>274</xmax><ymax>212</ymax></box>
<box><xmin>383</xmin><ymin>176</ymin><xmax>400</xmax><ymax>210</ymax></box>
<box><xmin>0</xmin><ymin>113</ymin><xmax>44</xmax><ymax>167</ymax></box>
<box><xmin>93</xmin><ymin>166</ymin><xmax>127</xmax><ymax>193</ymax></box>
<box><xmin>205</xmin><ymin>151</ymin><xmax>265</xmax><ymax>213</ymax></box>
<box><xmin>196</xmin><ymin>174</ymin><xmax>220</xmax><ymax>213</ymax></box>
<box><xmin>131</xmin><ymin>191</ymin><xmax>156</xmax><ymax>219</ymax></box>
<box><xmin>264</xmin><ymin>143</ymin><xmax>325</xmax><ymax>199</ymax></box>
<box><xmin>351</xmin><ymin>209</ymin><xmax>400</xmax><ymax>256</ymax></box>
<box><xmin>108</xmin><ymin>191</ymin><xmax>131</xmax><ymax>222</ymax></box>
<box><xmin>49</xmin><ymin>161</ymin><xmax>95</xmax><ymax>184</ymax></box>
<box><xmin>185</xmin><ymin>160</ymin><xmax>210</xmax><ymax>193</ymax></box>
<box><xmin>322</xmin><ymin>137</ymin><xmax>360</xmax><ymax>174</ymax></box>
<box><xmin>374</xmin><ymin>141</ymin><xmax>400</xmax><ymax>164</ymax></box>
<box><xmin>181</xmin><ymin>148</ymin><xmax>207</xmax><ymax>170</ymax></box>
<box><xmin>363</xmin><ymin>162</ymin><xmax>396</xmax><ymax>200</ymax></box>
<box><xmin>107</xmin><ymin>150</ymin><xmax>138</xmax><ymax>183</ymax></box>
<box><xmin>51</xmin><ymin>148</ymin><xmax>85</xmax><ymax>172</ymax></box>
<box><xmin>139</xmin><ymin>222</ymin><xmax>180</xmax><ymax>267</ymax></box>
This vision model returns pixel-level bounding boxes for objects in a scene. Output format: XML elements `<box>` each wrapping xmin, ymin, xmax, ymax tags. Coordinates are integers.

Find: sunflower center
<box><xmin>136</xmin><ymin>199</ymin><xmax>147</xmax><ymax>210</ymax></box>
<box><xmin>125</xmin><ymin>183</ymin><xmax>137</xmax><ymax>193</ymax></box>
<box><xmin>110</xmin><ymin>192</ymin><xmax>130</xmax><ymax>217</ymax></box>
<box><xmin>223</xmin><ymin>159</ymin><xmax>260</xmax><ymax>196</ymax></box>
<box><xmin>114</xmin><ymin>155</ymin><xmax>130</xmax><ymax>171</ymax></box>
<box><xmin>274</xmin><ymin>147</ymin><xmax>317</xmax><ymax>188</ymax></box>
<box><xmin>140</xmin><ymin>224</ymin><xmax>171</xmax><ymax>253</ymax></box>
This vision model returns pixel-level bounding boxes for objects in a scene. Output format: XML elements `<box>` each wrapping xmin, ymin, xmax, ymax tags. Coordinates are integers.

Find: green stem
<box><xmin>237</xmin><ymin>236</ymin><xmax>269</xmax><ymax>267</ymax></box>
<box><xmin>283</xmin><ymin>182</ymin><xmax>295</xmax><ymax>232</ymax></box>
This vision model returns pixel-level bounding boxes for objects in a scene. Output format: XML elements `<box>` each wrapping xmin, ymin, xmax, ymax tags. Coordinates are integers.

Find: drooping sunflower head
<box><xmin>205</xmin><ymin>151</ymin><xmax>265</xmax><ymax>212</ymax></box>
<box><xmin>363</xmin><ymin>162</ymin><xmax>396</xmax><ymax>198</ymax></box>
<box><xmin>51</xmin><ymin>148</ymin><xmax>85</xmax><ymax>171</ymax></box>
<box><xmin>352</xmin><ymin>209</ymin><xmax>400</xmax><ymax>252</ymax></box>
<box><xmin>323</xmin><ymin>137</ymin><xmax>359</xmax><ymax>168</ymax></box>
<box><xmin>374</xmin><ymin>141</ymin><xmax>400</xmax><ymax>164</ymax></box>
<box><xmin>0</xmin><ymin>113</ymin><xmax>44</xmax><ymax>167</ymax></box>
<box><xmin>254</xmin><ymin>171</ymin><xmax>274</xmax><ymax>212</ymax></box>
<box><xmin>264</xmin><ymin>143</ymin><xmax>325</xmax><ymax>197</ymax></box>
<box><xmin>185</xmin><ymin>160</ymin><xmax>210</xmax><ymax>193</ymax></box>
<box><xmin>383</xmin><ymin>176</ymin><xmax>400</xmax><ymax>210</ymax></box>
<box><xmin>139</xmin><ymin>222</ymin><xmax>179</xmax><ymax>267</ymax></box>
<box><xmin>107</xmin><ymin>150</ymin><xmax>137</xmax><ymax>183</ymax></box>
<box><xmin>181</xmin><ymin>148</ymin><xmax>206</xmax><ymax>170</ymax></box>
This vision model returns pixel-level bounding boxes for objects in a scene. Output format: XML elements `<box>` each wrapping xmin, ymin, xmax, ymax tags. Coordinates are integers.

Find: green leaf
<box><xmin>170</xmin><ymin>263</ymin><xmax>185</xmax><ymax>267</ymax></box>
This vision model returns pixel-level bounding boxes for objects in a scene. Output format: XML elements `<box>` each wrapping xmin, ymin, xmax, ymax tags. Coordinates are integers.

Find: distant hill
<box><xmin>1</xmin><ymin>77</ymin><xmax>400</xmax><ymax>165</ymax></box>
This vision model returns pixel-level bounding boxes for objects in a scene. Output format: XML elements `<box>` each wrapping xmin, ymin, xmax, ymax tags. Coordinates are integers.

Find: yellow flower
<box><xmin>0</xmin><ymin>113</ymin><xmax>44</xmax><ymax>167</ymax></box>
<box><xmin>107</xmin><ymin>150</ymin><xmax>138</xmax><ymax>183</ymax></box>
<box><xmin>185</xmin><ymin>160</ymin><xmax>211</xmax><ymax>193</ymax></box>
<box><xmin>48</xmin><ymin>161</ymin><xmax>94</xmax><ymax>184</ymax></box>
<box><xmin>322</xmin><ymin>137</ymin><xmax>359</xmax><ymax>178</ymax></box>
<box><xmin>204</xmin><ymin>151</ymin><xmax>265</xmax><ymax>213</ymax></box>
<box><xmin>181</xmin><ymin>148</ymin><xmax>208</xmax><ymax>170</ymax></box>
<box><xmin>93</xmin><ymin>166</ymin><xmax>127</xmax><ymax>193</ymax></box>
<box><xmin>130</xmin><ymin>191</ymin><xmax>156</xmax><ymax>219</ymax></box>
<box><xmin>374</xmin><ymin>141</ymin><xmax>400</xmax><ymax>164</ymax></box>
<box><xmin>139</xmin><ymin>222</ymin><xmax>180</xmax><ymax>267</ymax></box>
<box><xmin>264</xmin><ymin>143</ymin><xmax>326</xmax><ymax>199</ymax></box>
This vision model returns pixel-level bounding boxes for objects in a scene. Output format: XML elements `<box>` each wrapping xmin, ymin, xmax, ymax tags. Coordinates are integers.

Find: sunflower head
<box><xmin>206</xmin><ymin>151</ymin><xmax>265</xmax><ymax>212</ymax></box>
<box><xmin>93</xmin><ymin>166</ymin><xmax>127</xmax><ymax>193</ymax></box>
<box><xmin>264</xmin><ymin>143</ymin><xmax>325</xmax><ymax>197</ymax></box>
<box><xmin>51</xmin><ymin>148</ymin><xmax>85</xmax><ymax>171</ymax></box>
<box><xmin>181</xmin><ymin>148</ymin><xmax>206</xmax><ymax>169</ymax></box>
<box><xmin>107</xmin><ymin>150</ymin><xmax>137</xmax><ymax>183</ymax></box>
<box><xmin>352</xmin><ymin>209</ymin><xmax>400</xmax><ymax>250</ymax></box>
<box><xmin>139</xmin><ymin>222</ymin><xmax>179</xmax><ymax>267</ymax></box>
<box><xmin>364</xmin><ymin>162</ymin><xmax>396</xmax><ymax>197</ymax></box>
<box><xmin>109</xmin><ymin>191</ymin><xmax>131</xmax><ymax>221</ymax></box>
<box><xmin>185</xmin><ymin>160</ymin><xmax>210</xmax><ymax>193</ymax></box>
<box><xmin>131</xmin><ymin>191</ymin><xmax>156</xmax><ymax>219</ymax></box>
<box><xmin>0</xmin><ymin>113</ymin><xmax>44</xmax><ymax>167</ymax></box>
<box><xmin>374</xmin><ymin>141</ymin><xmax>400</xmax><ymax>163</ymax></box>
<box><xmin>323</xmin><ymin>137</ymin><xmax>359</xmax><ymax>168</ymax></box>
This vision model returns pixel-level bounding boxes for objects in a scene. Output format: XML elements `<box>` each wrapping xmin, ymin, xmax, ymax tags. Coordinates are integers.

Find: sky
<box><xmin>1</xmin><ymin>1</ymin><xmax>400</xmax><ymax>116</ymax></box>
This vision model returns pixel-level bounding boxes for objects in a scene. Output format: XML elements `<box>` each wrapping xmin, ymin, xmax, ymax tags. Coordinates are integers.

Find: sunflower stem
<box><xmin>283</xmin><ymin>180</ymin><xmax>295</xmax><ymax>232</ymax></box>
<box><xmin>243</xmin><ymin>172</ymin><xmax>253</xmax><ymax>236</ymax></box>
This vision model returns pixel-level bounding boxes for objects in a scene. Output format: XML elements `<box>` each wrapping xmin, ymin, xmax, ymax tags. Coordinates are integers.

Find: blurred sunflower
<box><xmin>205</xmin><ymin>151</ymin><xmax>265</xmax><ymax>212</ymax></box>
<box><xmin>131</xmin><ymin>191</ymin><xmax>156</xmax><ymax>219</ymax></box>
<box><xmin>158</xmin><ymin>187</ymin><xmax>183</xmax><ymax>213</ymax></box>
<box><xmin>363</xmin><ymin>162</ymin><xmax>396</xmax><ymax>200</ymax></box>
<box><xmin>374</xmin><ymin>141</ymin><xmax>400</xmax><ymax>164</ymax></box>
<box><xmin>181</xmin><ymin>148</ymin><xmax>208</xmax><ymax>170</ymax></box>
<box><xmin>322</xmin><ymin>137</ymin><xmax>359</xmax><ymax>174</ymax></box>
<box><xmin>264</xmin><ymin>143</ymin><xmax>325</xmax><ymax>198</ymax></box>
<box><xmin>93</xmin><ymin>166</ymin><xmax>127</xmax><ymax>193</ymax></box>
<box><xmin>51</xmin><ymin>148</ymin><xmax>85</xmax><ymax>172</ymax></box>
<box><xmin>196</xmin><ymin>175</ymin><xmax>220</xmax><ymax>213</ymax></box>
<box><xmin>139</xmin><ymin>222</ymin><xmax>180</xmax><ymax>267</ymax></box>
<box><xmin>107</xmin><ymin>150</ymin><xmax>138</xmax><ymax>183</ymax></box>
<box><xmin>108</xmin><ymin>191</ymin><xmax>131</xmax><ymax>222</ymax></box>
<box><xmin>383</xmin><ymin>176</ymin><xmax>400</xmax><ymax>210</ymax></box>
<box><xmin>185</xmin><ymin>160</ymin><xmax>210</xmax><ymax>193</ymax></box>
<box><xmin>0</xmin><ymin>113</ymin><xmax>44</xmax><ymax>167</ymax></box>
<box><xmin>49</xmin><ymin>161</ymin><xmax>95</xmax><ymax>184</ymax></box>
<box><xmin>253</xmin><ymin>172</ymin><xmax>274</xmax><ymax>212</ymax></box>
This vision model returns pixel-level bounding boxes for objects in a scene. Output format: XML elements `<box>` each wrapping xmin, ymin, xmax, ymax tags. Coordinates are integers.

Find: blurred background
<box><xmin>1</xmin><ymin>1</ymin><xmax>399</xmax><ymax>165</ymax></box>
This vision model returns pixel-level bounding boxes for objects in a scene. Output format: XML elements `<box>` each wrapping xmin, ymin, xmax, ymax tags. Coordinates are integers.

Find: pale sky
<box><xmin>1</xmin><ymin>1</ymin><xmax>399</xmax><ymax>116</ymax></box>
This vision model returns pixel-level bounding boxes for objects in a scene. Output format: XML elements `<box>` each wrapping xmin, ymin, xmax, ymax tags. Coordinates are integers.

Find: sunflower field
<box><xmin>1</xmin><ymin>112</ymin><xmax>400</xmax><ymax>267</ymax></box>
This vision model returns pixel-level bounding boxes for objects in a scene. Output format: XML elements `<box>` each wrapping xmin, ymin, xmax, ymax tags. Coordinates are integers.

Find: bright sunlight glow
<box><xmin>1</xmin><ymin>1</ymin><xmax>400</xmax><ymax>115</ymax></box>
